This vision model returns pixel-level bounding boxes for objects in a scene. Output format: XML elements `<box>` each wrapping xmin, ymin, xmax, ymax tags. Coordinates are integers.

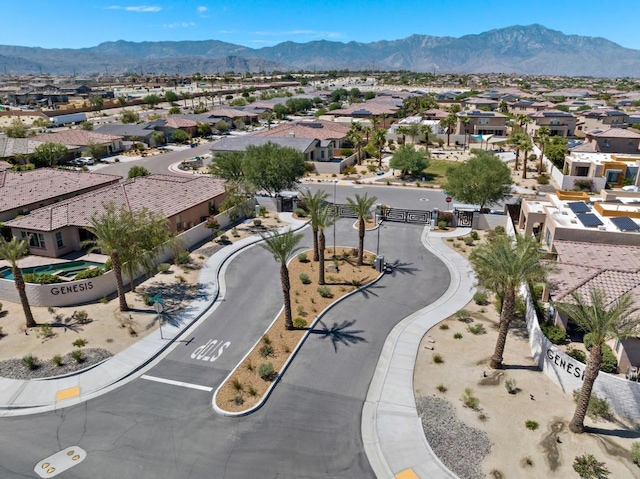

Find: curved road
<box><xmin>0</xmin><ymin>214</ymin><xmax>450</xmax><ymax>478</ymax></box>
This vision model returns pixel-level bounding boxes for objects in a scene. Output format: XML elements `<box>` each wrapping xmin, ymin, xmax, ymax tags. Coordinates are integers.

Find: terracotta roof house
<box><xmin>422</xmin><ymin>109</ymin><xmax>449</xmax><ymax>121</ymax></box>
<box><xmin>94</xmin><ymin>122</ymin><xmax>159</xmax><ymax>146</ymax></box>
<box><xmin>579</xmin><ymin>109</ymin><xmax>629</xmax><ymax>132</ymax></box>
<box><xmin>529</xmin><ymin>110</ymin><xmax>577</xmax><ymax>138</ymax></box>
<box><xmin>0</xmin><ymin>136</ymin><xmax>48</xmax><ymax>160</ymax></box>
<box><xmin>0</xmin><ymin>168</ymin><xmax>121</xmax><ymax>221</ymax></box>
<box><xmin>509</xmin><ymin>100</ymin><xmax>556</xmax><ymax>114</ymax></box>
<box><xmin>328</xmin><ymin>100</ymin><xmax>400</xmax><ymax>118</ymax></box>
<box><xmin>456</xmin><ymin>110</ymin><xmax>508</xmax><ymax>136</ymax></box>
<box><xmin>252</xmin><ymin>119</ymin><xmax>351</xmax><ymax>149</ymax></box>
<box><xmin>461</xmin><ymin>97</ymin><xmax>499</xmax><ymax>111</ymax></box>
<box><xmin>210</xmin><ymin>136</ymin><xmax>326</xmax><ymax>161</ymax></box>
<box><xmin>31</xmin><ymin>130</ymin><xmax>123</xmax><ymax>156</ymax></box>
<box><xmin>5</xmin><ymin>175</ymin><xmax>226</xmax><ymax>258</ymax></box>
<box><xmin>546</xmin><ymin>240</ymin><xmax>640</xmax><ymax>373</ymax></box>
<box><xmin>574</xmin><ymin>128</ymin><xmax>640</xmax><ymax>155</ymax></box>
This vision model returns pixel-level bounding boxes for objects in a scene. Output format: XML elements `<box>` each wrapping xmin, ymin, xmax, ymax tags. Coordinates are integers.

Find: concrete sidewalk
<box><xmin>362</xmin><ymin>226</ymin><xmax>475</xmax><ymax>479</ymax></box>
<box><xmin>0</xmin><ymin>213</ymin><xmax>308</xmax><ymax>416</ymax></box>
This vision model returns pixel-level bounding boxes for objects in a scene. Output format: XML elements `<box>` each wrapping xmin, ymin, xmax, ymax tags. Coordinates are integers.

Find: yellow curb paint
<box><xmin>395</xmin><ymin>469</ymin><xmax>419</xmax><ymax>479</ymax></box>
<box><xmin>55</xmin><ymin>386</ymin><xmax>80</xmax><ymax>401</ymax></box>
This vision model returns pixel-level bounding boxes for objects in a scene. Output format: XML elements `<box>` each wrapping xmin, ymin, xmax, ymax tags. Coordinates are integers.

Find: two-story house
<box><xmin>529</xmin><ymin>110</ymin><xmax>577</xmax><ymax>138</ymax></box>
<box><xmin>456</xmin><ymin>110</ymin><xmax>508</xmax><ymax>136</ymax></box>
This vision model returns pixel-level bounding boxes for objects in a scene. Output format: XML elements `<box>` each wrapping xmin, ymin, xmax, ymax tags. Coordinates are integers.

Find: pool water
<box><xmin>0</xmin><ymin>260</ymin><xmax>104</xmax><ymax>281</ymax></box>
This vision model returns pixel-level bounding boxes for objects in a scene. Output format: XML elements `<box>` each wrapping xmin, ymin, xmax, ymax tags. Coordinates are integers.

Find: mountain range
<box><xmin>0</xmin><ymin>24</ymin><xmax>638</xmax><ymax>77</ymax></box>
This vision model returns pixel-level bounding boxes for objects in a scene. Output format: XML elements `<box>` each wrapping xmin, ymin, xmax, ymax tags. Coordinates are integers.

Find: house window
<box><xmin>321</xmin><ymin>150</ymin><xmax>325</xmax><ymax>159</ymax></box>
<box><xmin>478</xmin><ymin>118</ymin><xmax>489</xmax><ymax>125</ymax></box>
<box><xmin>603</xmin><ymin>139</ymin><xmax>611</xmax><ymax>147</ymax></box>
<box><xmin>606</xmin><ymin>170</ymin><xmax>622</xmax><ymax>184</ymax></box>
<box><xmin>55</xmin><ymin>232</ymin><xmax>64</xmax><ymax>248</ymax></box>
<box><xmin>545</xmin><ymin>228</ymin><xmax>552</xmax><ymax>247</ymax></box>
<box><xmin>176</xmin><ymin>215</ymin><xmax>182</xmax><ymax>231</ymax></box>
<box><xmin>574</xmin><ymin>166</ymin><xmax>590</xmax><ymax>177</ymax></box>
<box><xmin>21</xmin><ymin>231</ymin><xmax>45</xmax><ymax>249</ymax></box>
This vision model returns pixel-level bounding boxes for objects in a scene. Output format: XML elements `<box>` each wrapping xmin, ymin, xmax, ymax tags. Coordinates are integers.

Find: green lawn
<box><xmin>423</xmin><ymin>159</ymin><xmax>461</xmax><ymax>186</ymax></box>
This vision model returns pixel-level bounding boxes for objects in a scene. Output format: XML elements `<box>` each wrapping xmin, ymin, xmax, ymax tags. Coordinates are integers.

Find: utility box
<box><xmin>375</xmin><ymin>255</ymin><xmax>385</xmax><ymax>273</ymax></box>
<box><xmin>255</xmin><ymin>205</ymin><xmax>261</xmax><ymax>217</ymax></box>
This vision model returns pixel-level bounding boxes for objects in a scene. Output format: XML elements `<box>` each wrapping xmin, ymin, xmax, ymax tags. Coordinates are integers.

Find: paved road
<box><xmin>0</xmin><ymin>216</ymin><xmax>450</xmax><ymax>478</ymax></box>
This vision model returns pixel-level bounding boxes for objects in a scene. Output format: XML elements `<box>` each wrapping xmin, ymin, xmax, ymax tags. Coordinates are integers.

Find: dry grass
<box><xmin>215</xmin><ymin>247</ymin><xmax>376</xmax><ymax>412</ymax></box>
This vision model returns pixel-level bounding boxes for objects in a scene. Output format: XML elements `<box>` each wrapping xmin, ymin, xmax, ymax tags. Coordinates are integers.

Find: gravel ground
<box><xmin>0</xmin><ymin>348</ymin><xmax>112</xmax><ymax>380</ymax></box>
<box><xmin>416</xmin><ymin>395</ymin><xmax>491</xmax><ymax>479</ymax></box>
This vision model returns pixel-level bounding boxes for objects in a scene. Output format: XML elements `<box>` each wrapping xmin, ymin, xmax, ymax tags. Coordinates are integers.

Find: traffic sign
<box><xmin>445</xmin><ymin>196</ymin><xmax>452</xmax><ymax>203</ymax></box>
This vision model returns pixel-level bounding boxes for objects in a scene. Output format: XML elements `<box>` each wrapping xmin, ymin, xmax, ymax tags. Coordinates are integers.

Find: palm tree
<box><xmin>84</xmin><ymin>205</ymin><xmax>132</xmax><ymax>312</ymax></box>
<box><xmin>406</xmin><ymin>123</ymin><xmax>421</xmax><ymax>144</ymax></box>
<box><xmin>151</xmin><ymin>130</ymin><xmax>166</xmax><ymax>147</ymax></box>
<box><xmin>459</xmin><ymin>117</ymin><xmax>471</xmax><ymax>150</ymax></box>
<box><xmin>470</xmin><ymin>234</ymin><xmax>549</xmax><ymax>369</ymax></box>
<box><xmin>260</xmin><ymin>230</ymin><xmax>305</xmax><ymax>330</ymax></box>
<box><xmin>515</xmin><ymin>113</ymin><xmax>533</xmax><ymax>133</ymax></box>
<box><xmin>299</xmin><ymin>189</ymin><xmax>329</xmax><ymax>262</ymax></box>
<box><xmin>421</xmin><ymin>123</ymin><xmax>433</xmax><ymax>151</ymax></box>
<box><xmin>520</xmin><ymin>134</ymin><xmax>534</xmax><ymax>180</ymax></box>
<box><xmin>508</xmin><ymin>131</ymin><xmax>528</xmax><ymax>171</ymax></box>
<box><xmin>346</xmin><ymin>193</ymin><xmax>378</xmax><ymax>265</ymax></box>
<box><xmin>0</xmin><ymin>237</ymin><xmax>36</xmax><ymax>328</ymax></box>
<box><xmin>372</xmin><ymin>129</ymin><xmax>387</xmax><ymax>168</ymax></box>
<box><xmin>556</xmin><ymin>289</ymin><xmax>640</xmax><ymax>434</ymax></box>
<box><xmin>537</xmin><ymin>126</ymin><xmax>551</xmax><ymax>173</ymax></box>
<box><xmin>440</xmin><ymin>114</ymin><xmax>457</xmax><ymax>147</ymax></box>
<box><xmin>396</xmin><ymin>125</ymin><xmax>410</xmax><ymax>145</ymax></box>
<box><xmin>316</xmin><ymin>205</ymin><xmax>336</xmax><ymax>285</ymax></box>
<box><xmin>346</xmin><ymin>123</ymin><xmax>364</xmax><ymax>165</ymax></box>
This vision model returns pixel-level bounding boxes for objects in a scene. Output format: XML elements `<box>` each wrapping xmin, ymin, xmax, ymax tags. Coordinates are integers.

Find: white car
<box><xmin>76</xmin><ymin>157</ymin><xmax>95</xmax><ymax>165</ymax></box>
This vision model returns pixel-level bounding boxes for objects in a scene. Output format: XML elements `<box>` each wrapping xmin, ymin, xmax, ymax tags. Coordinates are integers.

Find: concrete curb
<box><xmin>362</xmin><ymin>226</ymin><xmax>475</xmax><ymax>479</ymax></box>
<box><xmin>213</xmin><ymin>249</ymin><xmax>385</xmax><ymax>417</ymax></box>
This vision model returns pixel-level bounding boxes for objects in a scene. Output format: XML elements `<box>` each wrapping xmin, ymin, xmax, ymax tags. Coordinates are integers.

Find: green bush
<box><xmin>299</xmin><ymin>273</ymin><xmax>311</xmax><ymax>284</ymax></box>
<box><xmin>174</xmin><ymin>250</ymin><xmax>191</xmax><ymax>265</ymax></box>
<box><xmin>157</xmin><ymin>263</ymin><xmax>171</xmax><ymax>273</ymax></box>
<box><xmin>540</xmin><ymin>322</ymin><xmax>567</xmax><ymax>345</ymax></box>
<box><xmin>72</xmin><ymin>338</ymin><xmax>88</xmax><ymax>348</ymax></box>
<box><xmin>294</xmin><ymin>208</ymin><xmax>307</xmax><ymax>218</ymax></box>
<box><xmin>23</xmin><ymin>273</ymin><xmax>61</xmax><ymax>284</ymax></box>
<box><xmin>103</xmin><ymin>258</ymin><xmax>112</xmax><ymax>271</ymax></box>
<box><xmin>467</xmin><ymin>324</ymin><xmax>486</xmax><ymax>335</ymax></box>
<box><xmin>433</xmin><ymin>353</ymin><xmax>444</xmax><ymax>364</ymax></box>
<box><xmin>470</xmin><ymin>231</ymin><xmax>479</xmax><ymax>241</ymax></box>
<box><xmin>566</xmin><ymin>347</ymin><xmax>587</xmax><ymax>363</ymax></box>
<box><xmin>525</xmin><ymin>420</ymin><xmax>539</xmax><ymax>431</ymax></box>
<box><xmin>439</xmin><ymin>323</ymin><xmax>449</xmax><ymax>330</ymax></box>
<box><xmin>297</xmin><ymin>252</ymin><xmax>308</xmax><ymax>263</ymax></box>
<box><xmin>258</xmin><ymin>362</ymin><xmax>275</xmax><ymax>381</ymax></box>
<box><xmin>438</xmin><ymin>221</ymin><xmax>448</xmax><ymax>230</ymax></box>
<box><xmin>293</xmin><ymin>317</ymin><xmax>307</xmax><ymax>328</ymax></box>
<box><xmin>436</xmin><ymin>384</ymin><xmax>447</xmax><ymax>393</ymax></box>
<box><xmin>74</xmin><ymin>267</ymin><xmax>104</xmax><ymax>280</ymax></box>
<box><xmin>143</xmin><ymin>295</ymin><xmax>154</xmax><ymax>306</ymax></box>
<box><xmin>52</xmin><ymin>354</ymin><xmax>63</xmax><ymax>367</ymax></box>
<box><xmin>259</xmin><ymin>343</ymin><xmax>274</xmax><ymax>358</ymax></box>
<box><xmin>461</xmin><ymin>388</ymin><xmax>479</xmax><ymax>409</ymax></box>
<box><xmin>573</xmin><ymin>389</ymin><xmax>612</xmax><ymax>420</ymax></box>
<box><xmin>473</xmin><ymin>291</ymin><xmax>489</xmax><ymax>305</ymax></box>
<box><xmin>536</xmin><ymin>174</ymin><xmax>550</xmax><ymax>185</ymax></box>
<box><xmin>573</xmin><ymin>454</ymin><xmax>610</xmax><ymax>478</ymax></box>
<box><xmin>22</xmin><ymin>354</ymin><xmax>39</xmax><ymax>370</ymax></box>
<box><xmin>253</xmin><ymin>219</ymin><xmax>262</xmax><ymax>227</ymax></box>
<box><xmin>72</xmin><ymin>310</ymin><xmax>90</xmax><ymax>324</ymax></box>
<box><xmin>631</xmin><ymin>441</ymin><xmax>640</xmax><ymax>466</ymax></box>
<box><xmin>453</xmin><ymin>332</ymin><xmax>463</xmax><ymax>339</ymax></box>
<box><xmin>70</xmin><ymin>349</ymin><xmax>84</xmax><ymax>363</ymax></box>
<box><xmin>317</xmin><ymin>286</ymin><xmax>333</xmax><ymax>298</ymax></box>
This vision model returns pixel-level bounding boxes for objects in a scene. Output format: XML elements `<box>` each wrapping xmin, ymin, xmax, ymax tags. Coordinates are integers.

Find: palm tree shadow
<box><xmin>310</xmin><ymin>319</ymin><xmax>367</xmax><ymax>352</ymax></box>
<box><xmin>386</xmin><ymin>260</ymin><xmax>418</xmax><ymax>277</ymax></box>
<box><xmin>356</xmin><ymin>282</ymin><xmax>385</xmax><ymax>299</ymax></box>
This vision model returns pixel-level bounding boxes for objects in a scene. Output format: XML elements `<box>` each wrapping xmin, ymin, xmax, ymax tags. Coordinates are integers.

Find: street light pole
<box><xmin>333</xmin><ymin>179</ymin><xmax>338</xmax><ymax>257</ymax></box>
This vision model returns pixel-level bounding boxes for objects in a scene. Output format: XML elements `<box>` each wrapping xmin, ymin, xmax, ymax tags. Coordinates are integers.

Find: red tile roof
<box><xmin>165</xmin><ymin>116</ymin><xmax>197</xmax><ymax>128</ymax></box>
<box><xmin>31</xmin><ymin>130</ymin><xmax>122</xmax><ymax>146</ymax></box>
<box><xmin>5</xmin><ymin>174</ymin><xmax>226</xmax><ymax>232</ymax></box>
<box><xmin>253</xmin><ymin>119</ymin><xmax>350</xmax><ymax>141</ymax></box>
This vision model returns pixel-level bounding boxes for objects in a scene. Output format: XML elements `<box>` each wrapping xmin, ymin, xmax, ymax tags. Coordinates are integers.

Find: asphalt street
<box><xmin>0</xmin><ymin>215</ymin><xmax>450</xmax><ymax>478</ymax></box>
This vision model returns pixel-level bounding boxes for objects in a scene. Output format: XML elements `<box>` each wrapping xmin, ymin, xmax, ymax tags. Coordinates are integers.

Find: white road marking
<box><xmin>35</xmin><ymin>446</ymin><xmax>87</xmax><ymax>478</ymax></box>
<box><xmin>140</xmin><ymin>375</ymin><xmax>213</xmax><ymax>392</ymax></box>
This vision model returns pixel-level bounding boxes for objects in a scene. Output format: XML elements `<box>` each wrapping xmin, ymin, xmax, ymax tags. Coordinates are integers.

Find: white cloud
<box><xmin>163</xmin><ymin>22</ymin><xmax>196</xmax><ymax>29</ymax></box>
<box><xmin>197</xmin><ymin>6</ymin><xmax>208</xmax><ymax>13</ymax></box>
<box><xmin>106</xmin><ymin>5</ymin><xmax>162</xmax><ymax>12</ymax></box>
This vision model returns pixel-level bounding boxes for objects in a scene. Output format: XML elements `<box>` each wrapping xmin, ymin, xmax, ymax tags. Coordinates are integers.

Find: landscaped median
<box><xmin>213</xmin><ymin>247</ymin><xmax>382</xmax><ymax>415</ymax></box>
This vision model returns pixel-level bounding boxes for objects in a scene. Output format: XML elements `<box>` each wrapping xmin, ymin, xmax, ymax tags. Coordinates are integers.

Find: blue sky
<box><xmin>5</xmin><ymin>0</ymin><xmax>640</xmax><ymax>50</ymax></box>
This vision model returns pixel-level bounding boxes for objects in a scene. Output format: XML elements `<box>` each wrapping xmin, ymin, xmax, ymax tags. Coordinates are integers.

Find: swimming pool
<box><xmin>0</xmin><ymin>260</ymin><xmax>104</xmax><ymax>281</ymax></box>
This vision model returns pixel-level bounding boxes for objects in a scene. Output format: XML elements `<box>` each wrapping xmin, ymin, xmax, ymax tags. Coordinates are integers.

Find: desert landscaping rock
<box><xmin>0</xmin><ymin>348</ymin><xmax>112</xmax><ymax>380</ymax></box>
<box><xmin>416</xmin><ymin>395</ymin><xmax>491</xmax><ymax>479</ymax></box>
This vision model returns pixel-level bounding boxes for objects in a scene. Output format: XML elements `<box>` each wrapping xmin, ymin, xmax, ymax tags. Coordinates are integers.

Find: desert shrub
<box><xmin>299</xmin><ymin>273</ymin><xmax>311</xmax><ymax>284</ymax></box>
<box><xmin>253</xmin><ymin>219</ymin><xmax>262</xmax><ymax>227</ymax></box>
<box><xmin>22</xmin><ymin>354</ymin><xmax>39</xmax><ymax>370</ymax></box>
<box><xmin>258</xmin><ymin>362</ymin><xmax>275</xmax><ymax>381</ymax></box>
<box><xmin>262</xmin><ymin>334</ymin><xmax>271</xmax><ymax>345</ymax></box>
<box><xmin>205</xmin><ymin>218</ymin><xmax>220</xmax><ymax>230</ymax></box>
<box><xmin>438</xmin><ymin>221</ymin><xmax>448</xmax><ymax>230</ymax></box>
<box><xmin>231</xmin><ymin>228</ymin><xmax>240</xmax><ymax>237</ymax></box>
<box><xmin>143</xmin><ymin>295</ymin><xmax>154</xmax><ymax>306</ymax></box>
<box><xmin>293</xmin><ymin>317</ymin><xmax>307</xmax><ymax>328</ymax></box>
<box><xmin>573</xmin><ymin>389</ymin><xmax>612</xmax><ymax>420</ymax></box>
<box><xmin>317</xmin><ymin>286</ymin><xmax>333</xmax><ymax>298</ymax></box>
<box><xmin>467</xmin><ymin>323</ymin><xmax>486</xmax><ymax>335</ymax></box>
<box><xmin>537</xmin><ymin>174</ymin><xmax>550</xmax><ymax>185</ymax></box>
<box><xmin>248</xmin><ymin>386</ymin><xmax>258</xmax><ymax>397</ymax></box>
<box><xmin>573</xmin><ymin>454</ymin><xmax>610</xmax><ymax>478</ymax></box>
<box><xmin>525</xmin><ymin>420</ymin><xmax>539</xmax><ymax>430</ymax></box>
<box><xmin>566</xmin><ymin>347</ymin><xmax>587</xmax><ymax>363</ymax></box>
<box><xmin>464</xmin><ymin>236</ymin><xmax>475</xmax><ymax>246</ymax></box>
<box><xmin>38</xmin><ymin>323</ymin><xmax>54</xmax><ymax>339</ymax></box>
<box><xmin>294</xmin><ymin>208</ymin><xmax>307</xmax><ymax>218</ymax></box>
<box><xmin>174</xmin><ymin>250</ymin><xmax>191</xmax><ymax>265</ymax></box>
<box><xmin>433</xmin><ymin>353</ymin><xmax>444</xmax><ymax>364</ymax></box>
<box><xmin>461</xmin><ymin>388</ymin><xmax>479</xmax><ymax>409</ymax></box>
<box><xmin>455</xmin><ymin>309</ymin><xmax>471</xmax><ymax>322</ymax></box>
<box><xmin>470</xmin><ymin>230</ymin><xmax>479</xmax><ymax>240</ymax></box>
<box><xmin>297</xmin><ymin>253</ymin><xmax>309</xmax><ymax>263</ymax></box>
<box><xmin>631</xmin><ymin>441</ymin><xmax>640</xmax><ymax>466</ymax></box>
<box><xmin>231</xmin><ymin>378</ymin><xmax>243</xmax><ymax>392</ymax></box>
<box><xmin>439</xmin><ymin>323</ymin><xmax>449</xmax><ymax>330</ymax></box>
<box><xmin>72</xmin><ymin>338</ymin><xmax>88</xmax><ymax>348</ymax></box>
<box><xmin>473</xmin><ymin>291</ymin><xmax>489</xmax><ymax>305</ymax></box>
<box><xmin>52</xmin><ymin>354</ymin><xmax>63</xmax><ymax>367</ymax></box>
<box><xmin>233</xmin><ymin>396</ymin><xmax>244</xmax><ymax>406</ymax></box>
<box><xmin>436</xmin><ymin>384</ymin><xmax>447</xmax><ymax>393</ymax></box>
<box><xmin>573</xmin><ymin>179</ymin><xmax>596</xmax><ymax>192</ymax></box>
<box><xmin>540</xmin><ymin>322</ymin><xmax>567</xmax><ymax>345</ymax></box>
<box><xmin>103</xmin><ymin>258</ymin><xmax>112</xmax><ymax>271</ymax></box>
<box><xmin>74</xmin><ymin>267</ymin><xmax>104</xmax><ymax>280</ymax></box>
<box><xmin>259</xmin><ymin>343</ymin><xmax>274</xmax><ymax>358</ymax></box>
<box><xmin>521</xmin><ymin>456</ymin><xmax>534</xmax><ymax>468</ymax></box>
<box><xmin>505</xmin><ymin>378</ymin><xmax>517</xmax><ymax>394</ymax></box>
<box><xmin>454</xmin><ymin>332</ymin><xmax>463</xmax><ymax>339</ymax></box>
<box><xmin>23</xmin><ymin>273</ymin><xmax>61</xmax><ymax>284</ymax></box>
<box><xmin>98</xmin><ymin>295</ymin><xmax>108</xmax><ymax>304</ymax></box>
<box><xmin>71</xmin><ymin>349</ymin><xmax>84</xmax><ymax>363</ymax></box>
<box><xmin>438</xmin><ymin>211</ymin><xmax>453</xmax><ymax>226</ymax></box>
<box><xmin>157</xmin><ymin>263</ymin><xmax>171</xmax><ymax>273</ymax></box>
<box><xmin>219</xmin><ymin>234</ymin><xmax>229</xmax><ymax>243</ymax></box>
<box><xmin>72</xmin><ymin>310</ymin><xmax>90</xmax><ymax>324</ymax></box>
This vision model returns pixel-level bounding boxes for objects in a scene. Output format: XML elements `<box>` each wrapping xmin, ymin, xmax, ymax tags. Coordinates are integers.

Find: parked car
<box><xmin>76</xmin><ymin>157</ymin><xmax>95</xmax><ymax>165</ymax></box>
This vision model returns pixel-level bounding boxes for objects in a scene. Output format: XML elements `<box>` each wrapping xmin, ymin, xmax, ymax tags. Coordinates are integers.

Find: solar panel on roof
<box><xmin>610</xmin><ymin>216</ymin><xmax>640</xmax><ymax>232</ymax></box>
<box><xmin>577</xmin><ymin>214</ymin><xmax>604</xmax><ymax>227</ymax></box>
<box><xmin>568</xmin><ymin>201</ymin><xmax>590</xmax><ymax>214</ymax></box>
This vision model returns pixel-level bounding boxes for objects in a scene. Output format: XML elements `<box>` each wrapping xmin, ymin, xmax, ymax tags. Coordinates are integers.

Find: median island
<box><xmin>214</xmin><ymin>247</ymin><xmax>377</xmax><ymax>413</ymax></box>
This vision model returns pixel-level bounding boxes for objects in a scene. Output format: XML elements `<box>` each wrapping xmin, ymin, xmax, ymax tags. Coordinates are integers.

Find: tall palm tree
<box><xmin>421</xmin><ymin>123</ymin><xmax>433</xmax><ymax>151</ymax></box>
<box><xmin>396</xmin><ymin>125</ymin><xmax>410</xmax><ymax>145</ymax></box>
<box><xmin>537</xmin><ymin>126</ymin><xmax>551</xmax><ymax>174</ymax></box>
<box><xmin>520</xmin><ymin>134</ymin><xmax>534</xmax><ymax>180</ymax></box>
<box><xmin>470</xmin><ymin>234</ymin><xmax>549</xmax><ymax>369</ymax></box>
<box><xmin>372</xmin><ymin>129</ymin><xmax>387</xmax><ymax>168</ymax></box>
<box><xmin>515</xmin><ymin>113</ymin><xmax>533</xmax><ymax>133</ymax></box>
<box><xmin>406</xmin><ymin>123</ymin><xmax>421</xmax><ymax>144</ymax></box>
<box><xmin>346</xmin><ymin>193</ymin><xmax>378</xmax><ymax>265</ymax></box>
<box><xmin>84</xmin><ymin>205</ymin><xmax>132</xmax><ymax>312</ymax></box>
<box><xmin>346</xmin><ymin>123</ymin><xmax>364</xmax><ymax>165</ymax></box>
<box><xmin>0</xmin><ymin>237</ymin><xmax>36</xmax><ymax>328</ymax></box>
<box><xmin>556</xmin><ymin>289</ymin><xmax>640</xmax><ymax>434</ymax></box>
<box><xmin>260</xmin><ymin>230</ymin><xmax>305</xmax><ymax>330</ymax></box>
<box><xmin>440</xmin><ymin>114</ymin><xmax>457</xmax><ymax>147</ymax></box>
<box><xmin>459</xmin><ymin>117</ymin><xmax>471</xmax><ymax>150</ymax></box>
<box><xmin>316</xmin><ymin>205</ymin><xmax>336</xmax><ymax>285</ymax></box>
<box><xmin>299</xmin><ymin>189</ymin><xmax>329</xmax><ymax>262</ymax></box>
<box><xmin>508</xmin><ymin>130</ymin><xmax>528</xmax><ymax>171</ymax></box>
